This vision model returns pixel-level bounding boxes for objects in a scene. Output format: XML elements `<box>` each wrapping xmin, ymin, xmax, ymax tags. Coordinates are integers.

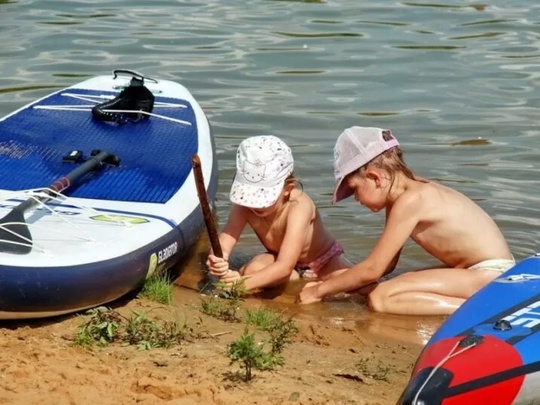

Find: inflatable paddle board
<box><xmin>399</xmin><ymin>255</ymin><xmax>540</xmax><ymax>404</ymax></box>
<box><xmin>0</xmin><ymin>69</ymin><xmax>217</xmax><ymax>319</ymax></box>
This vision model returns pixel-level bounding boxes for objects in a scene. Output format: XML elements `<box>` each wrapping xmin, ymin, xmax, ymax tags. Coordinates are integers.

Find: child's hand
<box><xmin>206</xmin><ymin>254</ymin><xmax>230</xmax><ymax>278</ymax></box>
<box><xmin>297</xmin><ymin>281</ymin><xmax>323</xmax><ymax>305</ymax></box>
<box><xmin>220</xmin><ymin>270</ymin><xmax>242</xmax><ymax>284</ymax></box>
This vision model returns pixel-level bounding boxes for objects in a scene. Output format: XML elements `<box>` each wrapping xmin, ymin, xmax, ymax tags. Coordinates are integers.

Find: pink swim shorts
<box><xmin>296</xmin><ymin>240</ymin><xmax>345</xmax><ymax>277</ymax></box>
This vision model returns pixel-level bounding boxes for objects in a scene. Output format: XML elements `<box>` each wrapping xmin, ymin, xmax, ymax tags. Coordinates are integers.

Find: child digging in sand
<box><xmin>206</xmin><ymin>135</ymin><xmax>350</xmax><ymax>292</ymax></box>
<box><xmin>298</xmin><ymin>126</ymin><xmax>514</xmax><ymax>315</ymax></box>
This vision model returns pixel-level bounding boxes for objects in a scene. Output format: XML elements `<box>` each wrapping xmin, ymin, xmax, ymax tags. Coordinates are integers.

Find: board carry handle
<box><xmin>0</xmin><ymin>150</ymin><xmax>120</xmax><ymax>255</ymax></box>
<box><xmin>112</xmin><ymin>69</ymin><xmax>158</xmax><ymax>84</ymax></box>
<box><xmin>93</xmin><ymin>71</ymin><xmax>156</xmax><ymax>124</ymax></box>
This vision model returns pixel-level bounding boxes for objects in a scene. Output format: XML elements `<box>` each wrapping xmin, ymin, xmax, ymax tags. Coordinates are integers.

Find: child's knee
<box><xmin>367</xmin><ymin>293</ymin><xmax>380</xmax><ymax>312</ymax></box>
<box><xmin>366</xmin><ymin>286</ymin><xmax>387</xmax><ymax>313</ymax></box>
<box><xmin>289</xmin><ymin>270</ymin><xmax>300</xmax><ymax>281</ymax></box>
<box><xmin>242</xmin><ymin>263</ymin><xmax>262</xmax><ymax>275</ymax></box>
<box><xmin>242</xmin><ymin>254</ymin><xmax>276</xmax><ymax>275</ymax></box>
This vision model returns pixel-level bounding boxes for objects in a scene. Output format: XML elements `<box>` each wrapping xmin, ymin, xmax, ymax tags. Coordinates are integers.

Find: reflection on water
<box><xmin>354</xmin><ymin>312</ymin><xmax>444</xmax><ymax>347</ymax></box>
<box><xmin>2</xmin><ymin>0</ymin><xmax>540</xmax><ymax>345</ymax></box>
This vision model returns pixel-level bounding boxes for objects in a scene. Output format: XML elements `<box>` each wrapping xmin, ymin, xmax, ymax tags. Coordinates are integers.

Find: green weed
<box><xmin>215</xmin><ymin>280</ymin><xmax>249</xmax><ymax>300</ymax></box>
<box><xmin>245</xmin><ymin>308</ymin><xmax>299</xmax><ymax>354</ymax></box>
<box><xmin>123</xmin><ymin>310</ymin><xmax>190</xmax><ymax>349</ymax></box>
<box><xmin>73</xmin><ymin>307</ymin><xmax>191</xmax><ymax>350</ymax></box>
<box><xmin>73</xmin><ymin>306</ymin><xmax>122</xmax><ymax>347</ymax></box>
<box><xmin>199</xmin><ymin>280</ymin><xmax>248</xmax><ymax>322</ymax></box>
<box><xmin>227</xmin><ymin>310</ymin><xmax>299</xmax><ymax>381</ymax></box>
<box><xmin>244</xmin><ymin>307</ymin><xmax>281</xmax><ymax>330</ymax></box>
<box><xmin>227</xmin><ymin>328</ymin><xmax>276</xmax><ymax>382</ymax></box>
<box><xmin>138</xmin><ymin>273</ymin><xmax>172</xmax><ymax>304</ymax></box>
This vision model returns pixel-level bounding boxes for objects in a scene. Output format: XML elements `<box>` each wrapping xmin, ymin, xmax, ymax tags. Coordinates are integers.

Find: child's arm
<box><xmin>299</xmin><ymin>193</ymin><xmax>419</xmax><ymax>303</ymax></box>
<box><xmin>382</xmin><ymin>209</ymin><xmax>402</xmax><ymax>276</ymax></box>
<box><xmin>383</xmin><ymin>249</ymin><xmax>402</xmax><ymax>277</ymax></box>
<box><xmin>217</xmin><ymin>204</ymin><xmax>249</xmax><ymax>257</ymax></box>
<box><xmin>207</xmin><ymin>204</ymin><xmax>248</xmax><ymax>275</ymax></box>
<box><xmin>236</xmin><ymin>201</ymin><xmax>313</xmax><ymax>290</ymax></box>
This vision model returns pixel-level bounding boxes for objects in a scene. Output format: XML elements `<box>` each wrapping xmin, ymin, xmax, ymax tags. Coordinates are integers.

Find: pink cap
<box><xmin>332</xmin><ymin>126</ymin><xmax>399</xmax><ymax>203</ymax></box>
<box><xmin>230</xmin><ymin>135</ymin><xmax>294</xmax><ymax>209</ymax></box>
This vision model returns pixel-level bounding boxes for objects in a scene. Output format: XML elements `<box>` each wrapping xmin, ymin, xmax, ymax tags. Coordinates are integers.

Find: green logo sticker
<box><xmin>90</xmin><ymin>214</ymin><xmax>149</xmax><ymax>224</ymax></box>
<box><xmin>147</xmin><ymin>253</ymin><xmax>158</xmax><ymax>279</ymax></box>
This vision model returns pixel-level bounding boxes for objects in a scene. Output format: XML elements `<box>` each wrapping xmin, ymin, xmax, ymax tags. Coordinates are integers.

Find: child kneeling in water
<box><xmin>298</xmin><ymin>126</ymin><xmax>514</xmax><ymax>315</ymax></box>
<box><xmin>207</xmin><ymin>135</ymin><xmax>350</xmax><ymax>291</ymax></box>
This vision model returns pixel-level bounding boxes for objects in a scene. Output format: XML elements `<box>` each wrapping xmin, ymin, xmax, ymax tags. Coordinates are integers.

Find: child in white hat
<box><xmin>298</xmin><ymin>126</ymin><xmax>514</xmax><ymax>315</ymax></box>
<box><xmin>206</xmin><ymin>135</ymin><xmax>350</xmax><ymax>292</ymax></box>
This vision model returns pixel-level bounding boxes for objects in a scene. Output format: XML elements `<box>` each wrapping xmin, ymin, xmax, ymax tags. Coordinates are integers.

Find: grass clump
<box><xmin>73</xmin><ymin>307</ymin><xmax>122</xmax><ymax>347</ymax></box>
<box><xmin>244</xmin><ymin>307</ymin><xmax>281</xmax><ymax>329</ymax></box>
<box><xmin>124</xmin><ymin>310</ymin><xmax>191</xmax><ymax>350</ymax></box>
<box><xmin>73</xmin><ymin>306</ymin><xmax>191</xmax><ymax>350</ymax></box>
<box><xmin>138</xmin><ymin>272</ymin><xmax>172</xmax><ymax>305</ymax></box>
<box><xmin>199</xmin><ymin>280</ymin><xmax>248</xmax><ymax>322</ymax></box>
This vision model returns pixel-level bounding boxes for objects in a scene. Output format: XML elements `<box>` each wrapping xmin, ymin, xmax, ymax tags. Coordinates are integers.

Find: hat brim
<box><xmin>332</xmin><ymin>177</ymin><xmax>354</xmax><ymax>204</ymax></box>
<box><xmin>230</xmin><ymin>179</ymin><xmax>283</xmax><ymax>209</ymax></box>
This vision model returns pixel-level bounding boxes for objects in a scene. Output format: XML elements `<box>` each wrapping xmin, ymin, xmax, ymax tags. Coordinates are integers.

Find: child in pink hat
<box><xmin>298</xmin><ymin>126</ymin><xmax>514</xmax><ymax>315</ymax></box>
<box><xmin>206</xmin><ymin>135</ymin><xmax>350</xmax><ymax>292</ymax></box>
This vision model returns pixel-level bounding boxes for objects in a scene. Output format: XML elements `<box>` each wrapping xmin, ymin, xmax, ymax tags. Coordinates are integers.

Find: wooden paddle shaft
<box><xmin>191</xmin><ymin>154</ymin><xmax>223</xmax><ymax>258</ymax></box>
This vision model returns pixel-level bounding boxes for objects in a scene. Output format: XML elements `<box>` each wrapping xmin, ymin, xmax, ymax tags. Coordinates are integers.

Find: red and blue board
<box><xmin>400</xmin><ymin>255</ymin><xmax>540</xmax><ymax>405</ymax></box>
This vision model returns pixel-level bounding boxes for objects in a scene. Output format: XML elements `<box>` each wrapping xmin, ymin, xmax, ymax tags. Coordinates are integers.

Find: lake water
<box><xmin>2</xmin><ymin>0</ymin><xmax>540</xmax><ymax>344</ymax></box>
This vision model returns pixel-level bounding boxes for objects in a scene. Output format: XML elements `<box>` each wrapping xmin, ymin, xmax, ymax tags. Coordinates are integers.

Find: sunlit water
<box><xmin>2</xmin><ymin>0</ymin><xmax>540</xmax><ymax>345</ymax></box>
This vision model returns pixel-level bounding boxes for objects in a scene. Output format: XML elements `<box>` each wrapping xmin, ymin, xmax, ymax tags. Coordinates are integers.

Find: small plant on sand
<box><xmin>216</xmin><ymin>279</ymin><xmax>249</xmax><ymax>301</ymax></box>
<box><xmin>355</xmin><ymin>357</ymin><xmax>393</xmax><ymax>382</ymax></box>
<box><xmin>244</xmin><ymin>308</ymin><xmax>299</xmax><ymax>354</ymax></box>
<box><xmin>267</xmin><ymin>317</ymin><xmax>298</xmax><ymax>355</ymax></box>
<box><xmin>138</xmin><ymin>272</ymin><xmax>172</xmax><ymax>305</ymax></box>
<box><xmin>199</xmin><ymin>280</ymin><xmax>248</xmax><ymax>322</ymax></box>
<box><xmin>74</xmin><ymin>306</ymin><xmax>122</xmax><ymax>347</ymax></box>
<box><xmin>124</xmin><ymin>310</ymin><xmax>190</xmax><ymax>350</ymax></box>
<box><xmin>227</xmin><ymin>328</ymin><xmax>276</xmax><ymax>382</ymax></box>
<box><xmin>73</xmin><ymin>307</ymin><xmax>192</xmax><ymax>350</ymax></box>
<box><xmin>226</xmin><ymin>309</ymin><xmax>299</xmax><ymax>381</ymax></box>
<box><xmin>244</xmin><ymin>307</ymin><xmax>281</xmax><ymax>330</ymax></box>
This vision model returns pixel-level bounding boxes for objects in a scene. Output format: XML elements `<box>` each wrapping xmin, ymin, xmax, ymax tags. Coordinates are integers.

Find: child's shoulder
<box><xmin>288</xmin><ymin>189</ymin><xmax>316</xmax><ymax>213</ymax></box>
<box><xmin>395</xmin><ymin>179</ymin><xmax>476</xmax><ymax>216</ymax></box>
<box><xmin>290</xmin><ymin>188</ymin><xmax>314</xmax><ymax>202</ymax></box>
<box><xmin>393</xmin><ymin>180</ymin><xmax>443</xmax><ymax>211</ymax></box>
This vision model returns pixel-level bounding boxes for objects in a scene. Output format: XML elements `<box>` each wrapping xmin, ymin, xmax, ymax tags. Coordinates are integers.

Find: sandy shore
<box><xmin>0</xmin><ymin>244</ymin><xmax>441</xmax><ymax>405</ymax></box>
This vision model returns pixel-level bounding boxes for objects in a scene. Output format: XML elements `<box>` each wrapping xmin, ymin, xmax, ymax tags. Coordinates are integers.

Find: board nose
<box><xmin>401</xmin><ymin>335</ymin><xmax>525</xmax><ymax>405</ymax></box>
<box><xmin>399</xmin><ymin>366</ymin><xmax>453</xmax><ymax>405</ymax></box>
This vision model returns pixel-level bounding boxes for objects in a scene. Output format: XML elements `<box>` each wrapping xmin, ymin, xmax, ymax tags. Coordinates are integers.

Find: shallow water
<box><xmin>2</xmin><ymin>0</ymin><xmax>540</xmax><ymax>343</ymax></box>
<box><xmin>176</xmin><ymin>236</ymin><xmax>444</xmax><ymax>347</ymax></box>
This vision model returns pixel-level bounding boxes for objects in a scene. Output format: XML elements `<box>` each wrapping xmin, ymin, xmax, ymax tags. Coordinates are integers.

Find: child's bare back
<box><xmin>403</xmin><ymin>180</ymin><xmax>512</xmax><ymax>269</ymax></box>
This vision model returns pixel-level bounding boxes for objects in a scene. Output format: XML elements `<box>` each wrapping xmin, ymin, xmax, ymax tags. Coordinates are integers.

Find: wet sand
<box><xmin>0</xmin><ymin>239</ymin><xmax>443</xmax><ymax>404</ymax></box>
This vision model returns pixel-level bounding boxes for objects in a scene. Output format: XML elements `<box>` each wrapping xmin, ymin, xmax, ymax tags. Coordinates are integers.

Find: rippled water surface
<box><xmin>2</xmin><ymin>0</ymin><xmax>540</xmax><ymax>343</ymax></box>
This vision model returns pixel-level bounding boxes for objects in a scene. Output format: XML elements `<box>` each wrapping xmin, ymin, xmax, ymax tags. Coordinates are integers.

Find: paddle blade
<box><xmin>0</xmin><ymin>208</ymin><xmax>33</xmax><ymax>254</ymax></box>
<box><xmin>0</xmin><ymin>149</ymin><xmax>118</xmax><ymax>255</ymax></box>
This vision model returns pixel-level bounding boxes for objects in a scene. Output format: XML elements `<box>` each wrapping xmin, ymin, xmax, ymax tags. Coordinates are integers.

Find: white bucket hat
<box><xmin>332</xmin><ymin>126</ymin><xmax>399</xmax><ymax>203</ymax></box>
<box><xmin>230</xmin><ymin>135</ymin><xmax>294</xmax><ymax>208</ymax></box>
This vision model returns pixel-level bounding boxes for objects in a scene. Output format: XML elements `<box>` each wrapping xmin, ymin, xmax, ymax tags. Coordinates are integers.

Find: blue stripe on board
<box><xmin>426</xmin><ymin>257</ymin><xmax>540</xmax><ymax>365</ymax></box>
<box><xmin>0</xmin><ymin>88</ymin><xmax>198</xmax><ymax>203</ymax></box>
<box><xmin>0</xmin><ymin>151</ymin><xmax>218</xmax><ymax>317</ymax></box>
<box><xmin>428</xmin><ymin>257</ymin><xmax>540</xmax><ymax>344</ymax></box>
<box><xmin>0</xmin><ymin>211</ymin><xmax>188</xmax><ymax>313</ymax></box>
